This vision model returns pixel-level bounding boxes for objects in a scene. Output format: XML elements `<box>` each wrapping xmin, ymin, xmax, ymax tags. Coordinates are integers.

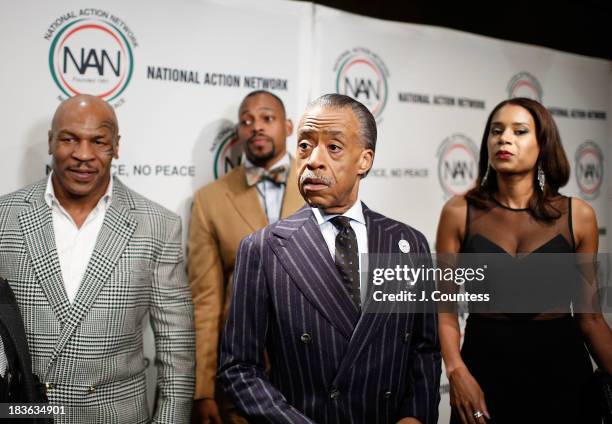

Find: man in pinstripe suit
<box><xmin>0</xmin><ymin>95</ymin><xmax>195</xmax><ymax>423</ymax></box>
<box><xmin>219</xmin><ymin>94</ymin><xmax>441</xmax><ymax>423</ymax></box>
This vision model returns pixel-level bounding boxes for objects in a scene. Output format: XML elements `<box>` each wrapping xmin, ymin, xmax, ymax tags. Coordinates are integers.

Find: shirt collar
<box><xmin>243</xmin><ymin>151</ymin><xmax>291</xmax><ymax>172</ymax></box>
<box><xmin>312</xmin><ymin>198</ymin><xmax>365</xmax><ymax>226</ymax></box>
<box><xmin>45</xmin><ymin>171</ymin><xmax>113</xmax><ymax>210</ymax></box>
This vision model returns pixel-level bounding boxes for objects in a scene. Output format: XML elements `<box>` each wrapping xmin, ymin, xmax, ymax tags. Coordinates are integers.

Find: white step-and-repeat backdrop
<box><xmin>1</xmin><ymin>0</ymin><xmax>610</xmax><ymax>421</ymax></box>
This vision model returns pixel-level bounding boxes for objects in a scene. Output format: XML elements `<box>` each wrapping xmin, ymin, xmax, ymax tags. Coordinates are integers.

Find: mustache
<box><xmin>67</xmin><ymin>166</ymin><xmax>98</xmax><ymax>172</ymax></box>
<box><xmin>65</xmin><ymin>161</ymin><xmax>99</xmax><ymax>171</ymax></box>
<box><xmin>247</xmin><ymin>133</ymin><xmax>273</xmax><ymax>144</ymax></box>
<box><xmin>299</xmin><ymin>169</ymin><xmax>333</xmax><ymax>186</ymax></box>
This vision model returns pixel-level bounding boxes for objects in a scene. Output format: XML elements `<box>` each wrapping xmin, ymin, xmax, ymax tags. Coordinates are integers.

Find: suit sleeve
<box><xmin>150</xmin><ymin>217</ymin><xmax>196</xmax><ymax>424</ymax></box>
<box><xmin>218</xmin><ymin>234</ymin><xmax>315</xmax><ymax>424</ymax></box>
<box><xmin>398</xmin><ymin>232</ymin><xmax>441</xmax><ymax>424</ymax></box>
<box><xmin>187</xmin><ymin>191</ymin><xmax>225</xmax><ymax>399</ymax></box>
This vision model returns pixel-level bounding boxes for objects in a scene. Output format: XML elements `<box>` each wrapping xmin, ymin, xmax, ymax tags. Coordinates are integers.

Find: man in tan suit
<box><xmin>188</xmin><ymin>90</ymin><xmax>303</xmax><ymax>423</ymax></box>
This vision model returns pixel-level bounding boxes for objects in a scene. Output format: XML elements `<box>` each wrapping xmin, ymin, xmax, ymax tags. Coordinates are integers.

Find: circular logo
<box><xmin>398</xmin><ymin>240</ymin><xmax>410</xmax><ymax>253</ymax></box>
<box><xmin>334</xmin><ymin>47</ymin><xmax>389</xmax><ymax>120</ymax></box>
<box><xmin>575</xmin><ymin>141</ymin><xmax>604</xmax><ymax>200</ymax></box>
<box><xmin>211</xmin><ymin>124</ymin><xmax>243</xmax><ymax>180</ymax></box>
<box><xmin>49</xmin><ymin>18</ymin><xmax>134</xmax><ymax>101</ymax></box>
<box><xmin>436</xmin><ymin>134</ymin><xmax>479</xmax><ymax>197</ymax></box>
<box><xmin>507</xmin><ymin>72</ymin><xmax>543</xmax><ymax>102</ymax></box>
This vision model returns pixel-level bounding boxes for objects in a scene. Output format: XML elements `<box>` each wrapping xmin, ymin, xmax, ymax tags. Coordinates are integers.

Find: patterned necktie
<box><xmin>245</xmin><ymin>165</ymin><xmax>289</xmax><ymax>186</ymax></box>
<box><xmin>330</xmin><ymin>216</ymin><xmax>361</xmax><ymax>307</ymax></box>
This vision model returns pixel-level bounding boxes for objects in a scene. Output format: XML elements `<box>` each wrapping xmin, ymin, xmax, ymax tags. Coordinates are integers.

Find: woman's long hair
<box><xmin>466</xmin><ymin>97</ymin><xmax>570</xmax><ymax>221</ymax></box>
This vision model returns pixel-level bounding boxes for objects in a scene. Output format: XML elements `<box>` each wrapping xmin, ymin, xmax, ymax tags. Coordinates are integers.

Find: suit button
<box><xmin>87</xmin><ymin>385</ymin><xmax>96</xmax><ymax>394</ymax></box>
<box><xmin>300</xmin><ymin>333</ymin><xmax>311</xmax><ymax>343</ymax></box>
<box><xmin>329</xmin><ymin>389</ymin><xmax>340</xmax><ymax>400</ymax></box>
<box><xmin>45</xmin><ymin>382</ymin><xmax>55</xmax><ymax>392</ymax></box>
<box><xmin>384</xmin><ymin>391</ymin><xmax>392</xmax><ymax>399</ymax></box>
<box><xmin>404</xmin><ymin>332</ymin><xmax>411</xmax><ymax>342</ymax></box>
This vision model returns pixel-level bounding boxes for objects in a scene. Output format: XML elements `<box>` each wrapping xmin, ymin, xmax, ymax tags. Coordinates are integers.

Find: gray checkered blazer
<box><xmin>0</xmin><ymin>177</ymin><xmax>195</xmax><ymax>423</ymax></box>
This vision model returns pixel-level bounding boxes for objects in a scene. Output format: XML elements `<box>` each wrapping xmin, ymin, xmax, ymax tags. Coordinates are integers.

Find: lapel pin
<box><xmin>398</xmin><ymin>240</ymin><xmax>410</xmax><ymax>253</ymax></box>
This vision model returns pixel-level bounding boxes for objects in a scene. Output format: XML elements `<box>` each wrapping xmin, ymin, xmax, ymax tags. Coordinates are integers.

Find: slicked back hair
<box><xmin>306</xmin><ymin>94</ymin><xmax>376</xmax><ymax>177</ymax></box>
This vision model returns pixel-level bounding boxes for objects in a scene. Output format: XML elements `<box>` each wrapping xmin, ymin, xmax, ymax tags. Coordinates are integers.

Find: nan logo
<box><xmin>575</xmin><ymin>141</ymin><xmax>604</xmax><ymax>200</ymax></box>
<box><xmin>47</xmin><ymin>11</ymin><xmax>136</xmax><ymax>103</ymax></box>
<box><xmin>210</xmin><ymin>122</ymin><xmax>243</xmax><ymax>180</ymax></box>
<box><xmin>334</xmin><ymin>47</ymin><xmax>389</xmax><ymax>121</ymax></box>
<box><xmin>507</xmin><ymin>72</ymin><xmax>543</xmax><ymax>102</ymax></box>
<box><xmin>437</xmin><ymin>134</ymin><xmax>478</xmax><ymax>198</ymax></box>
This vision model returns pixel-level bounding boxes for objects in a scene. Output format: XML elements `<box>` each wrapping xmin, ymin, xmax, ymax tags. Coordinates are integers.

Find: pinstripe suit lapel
<box><xmin>269</xmin><ymin>206</ymin><xmax>359</xmax><ymax>340</ymax></box>
<box><xmin>18</xmin><ymin>182</ymin><xmax>71</xmax><ymax>324</ymax></box>
<box><xmin>46</xmin><ymin>179</ymin><xmax>137</xmax><ymax>373</ymax></box>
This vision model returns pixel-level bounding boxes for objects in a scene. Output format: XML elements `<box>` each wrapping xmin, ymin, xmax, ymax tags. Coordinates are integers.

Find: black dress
<box><xmin>450</xmin><ymin>196</ymin><xmax>598</xmax><ymax>424</ymax></box>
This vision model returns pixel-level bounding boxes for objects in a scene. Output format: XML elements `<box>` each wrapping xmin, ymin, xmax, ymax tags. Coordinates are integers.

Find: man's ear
<box><xmin>285</xmin><ymin>119</ymin><xmax>293</xmax><ymax>137</ymax></box>
<box><xmin>112</xmin><ymin>135</ymin><xmax>121</xmax><ymax>159</ymax></box>
<box><xmin>357</xmin><ymin>149</ymin><xmax>374</xmax><ymax>176</ymax></box>
<box><xmin>47</xmin><ymin>130</ymin><xmax>53</xmax><ymax>155</ymax></box>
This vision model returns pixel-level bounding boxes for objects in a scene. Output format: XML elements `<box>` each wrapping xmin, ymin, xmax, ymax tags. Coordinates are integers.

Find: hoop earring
<box><xmin>537</xmin><ymin>163</ymin><xmax>545</xmax><ymax>192</ymax></box>
<box><xmin>481</xmin><ymin>162</ymin><xmax>491</xmax><ymax>187</ymax></box>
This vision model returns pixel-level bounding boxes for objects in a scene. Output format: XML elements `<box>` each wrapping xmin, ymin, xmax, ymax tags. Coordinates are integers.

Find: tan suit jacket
<box><xmin>188</xmin><ymin>162</ymin><xmax>303</xmax><ymax>399</ymax></box>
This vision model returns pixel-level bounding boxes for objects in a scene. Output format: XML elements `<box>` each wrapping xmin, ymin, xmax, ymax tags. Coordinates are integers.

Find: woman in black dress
<box><xmin>436</xmin><ymin>97</ymin><xmax>612</xmax><ymax>423</ymax></box>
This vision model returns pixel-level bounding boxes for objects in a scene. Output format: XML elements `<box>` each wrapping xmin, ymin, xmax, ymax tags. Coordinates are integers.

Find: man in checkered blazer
<box><xmin>0</xmin><ymin>95</ymin><xmax>195</xmax><ymax>423</ymax></box>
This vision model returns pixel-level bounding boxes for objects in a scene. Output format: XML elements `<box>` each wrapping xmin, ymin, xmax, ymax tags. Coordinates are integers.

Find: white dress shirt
<box><xmin>244</xmin><ymin>152</ymin><xmax>290</xmax><ymax>224</ymax></box>
<box><xmin>312</xmin><ymin>199</ymin><xmax>368</xmax><ymax>303</ymax></box>
<box><xmin>45</xmin><ymin>173</ymin><xmax>113</xmax><ymax>303</ymax></box>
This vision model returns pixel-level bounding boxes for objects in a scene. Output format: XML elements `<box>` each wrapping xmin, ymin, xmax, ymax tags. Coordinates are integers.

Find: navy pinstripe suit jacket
<box><xmin>219</xmin><ymin>204</ymin><xmax>441</xmax><ymax>423</ymax></box>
